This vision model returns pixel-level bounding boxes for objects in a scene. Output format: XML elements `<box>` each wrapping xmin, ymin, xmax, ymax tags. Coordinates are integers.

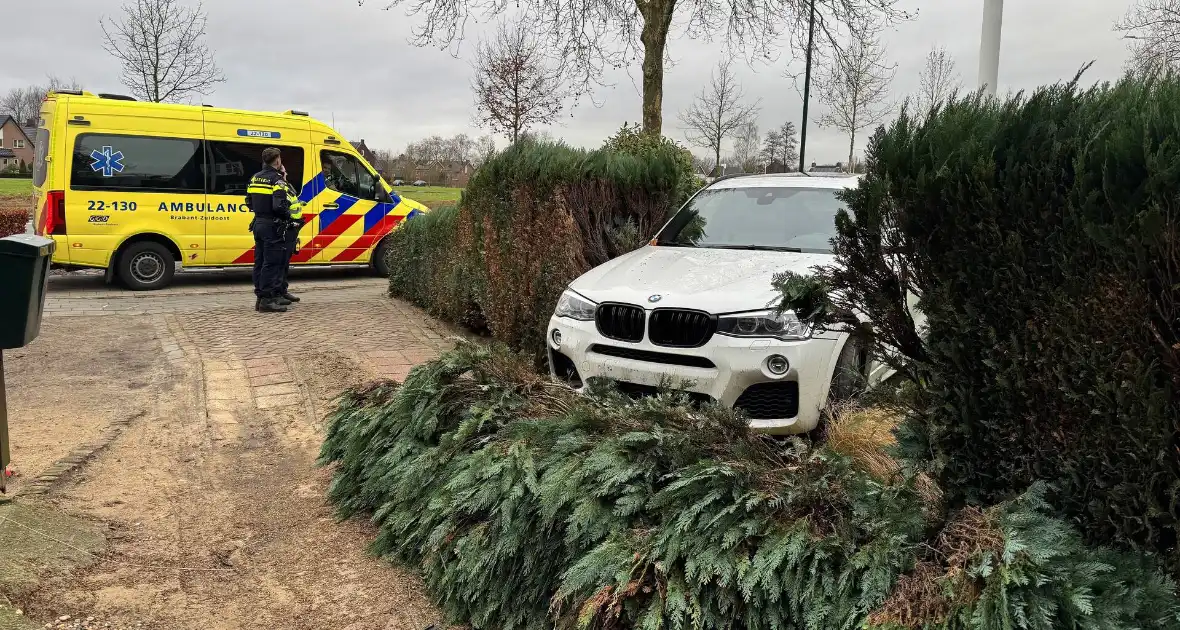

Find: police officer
<box><xmin>276</xmin><ymin>167</ymin><xmax>306</xmax><ymax>302</ymax></box>
<box><xmin>245</xmin><ymin>148</ymin><xmax>295</xmax><ymax>313</ymax></box>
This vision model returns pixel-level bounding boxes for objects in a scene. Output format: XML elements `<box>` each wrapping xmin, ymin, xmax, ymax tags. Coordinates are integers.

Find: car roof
<box><xmin>707</xmin><ymin>172</ymin><xmax>861</xmax><ymax>190</ymax></box>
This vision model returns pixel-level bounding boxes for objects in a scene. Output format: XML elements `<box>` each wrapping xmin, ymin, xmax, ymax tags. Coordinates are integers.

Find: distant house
<box><xmin>391</xmin><ymin>156</ymin><xmax>475</xmax><ymax>187</ymax></box>
<box><xmin>350</xmin><ymin>139</ymin><xmax>378</xmax><ymax>165</ymax></box>
<box><xmin>416</xmin><ymin>160</ymin><xmax>474</xmax><ymax>188</ymax></box>
<box><xmin>0</xmin><ymin>116</ymin><xmax>34</xmax><ymax>170</ymax></box>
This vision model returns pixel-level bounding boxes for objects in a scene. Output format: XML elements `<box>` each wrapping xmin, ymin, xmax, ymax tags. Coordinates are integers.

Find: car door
<box><xmin>309</xmin><ymin>148</ymin><xmax>392</xmax><ymax>264</ymax></box>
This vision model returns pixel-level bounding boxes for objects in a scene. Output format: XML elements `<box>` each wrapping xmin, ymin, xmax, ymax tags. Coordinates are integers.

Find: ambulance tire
<box><xmin>117</xmin><ymin>241</ymin><xmax>176</xmax><ymax>291</ymax></box>
<box><xmin>371</xmin><ymin>236</ymin><xmax>393</xmax><ymax>278</ymax></box>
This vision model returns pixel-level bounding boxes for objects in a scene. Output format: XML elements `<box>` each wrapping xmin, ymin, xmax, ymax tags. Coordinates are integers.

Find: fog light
<box><xmin>766</xmin><ymin>354</ymin><xmax>789</xmax><ymax>375</ymax></box>
<box><xmin>551</xmin><ymin>329</ymin><xmax>563</xmax><ymax>347</ymax></box>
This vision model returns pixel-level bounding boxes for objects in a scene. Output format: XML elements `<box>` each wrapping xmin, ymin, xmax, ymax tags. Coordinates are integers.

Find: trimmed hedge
<box><xmin>319</xmin><ymin>344</ymin><xmax>1180</xmax><ymax>629</ymax></box>
<box><xmin>388</xmin><ymin>130</ymin><xmax>697</xmax><ymax>361</ymax></box>
<box><xmin>0</xmin><ymin>209</ymin><xmax>28</xmax><ymax>238</ymax></box>
<box><xmin>779</xmin><ymin>75</ymin><xmax>1180</xmax><ymax>572</ymax></box>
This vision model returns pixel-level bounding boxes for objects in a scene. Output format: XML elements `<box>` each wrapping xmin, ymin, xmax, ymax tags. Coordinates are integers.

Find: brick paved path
<box><xmin>13</xmin><ymin>269</ymin><xmax>455</xmax><ymax>629</ymax></box>
<box><xmin>44</xmin><ymin>268</ymin><xmax>452</xmax><ymax>380</ymax></box>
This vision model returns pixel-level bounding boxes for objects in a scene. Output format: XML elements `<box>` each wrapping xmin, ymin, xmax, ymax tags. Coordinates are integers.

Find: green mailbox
<box><xmin>0</xmin><ymin>233</ymin><xmax>54</xmax><ymax>494</ymax></box>
<box><xmin>0</xmin><ymin>234</ymin><xmax>55</xmax><ymax>350</ymax></box>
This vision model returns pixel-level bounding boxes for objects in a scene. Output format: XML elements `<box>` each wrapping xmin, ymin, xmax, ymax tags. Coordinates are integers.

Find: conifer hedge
<box><xmin>778</xmin><ymin>75</ymin><xmax>1180</xmax><ymax>574</ymax></box>
<box><xmin>320</xmin><ymin>344</ymin><xmax>1180</xmax><ymax>629</ymax></box>
<box><xmin>387</xmin><ymin>130</ymin><xmax>697</xmax><ymax>361</ymax></box>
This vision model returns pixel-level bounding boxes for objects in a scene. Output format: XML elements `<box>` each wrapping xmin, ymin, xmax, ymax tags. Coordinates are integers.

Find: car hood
<box><xmin>569</xmin><ymin>246</ymin><xmax>834</xmax><ymax>313</ymax></box>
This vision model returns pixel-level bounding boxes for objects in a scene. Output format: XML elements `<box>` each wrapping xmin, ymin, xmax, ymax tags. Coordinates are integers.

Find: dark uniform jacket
<box><xmin>244</xmin><ymin>166</ymin><xmax>292</xmax><ymax>220</ymax></box>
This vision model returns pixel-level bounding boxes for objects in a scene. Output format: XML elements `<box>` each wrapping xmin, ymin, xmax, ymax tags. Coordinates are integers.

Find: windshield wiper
<box><xmin>654</xmin><ymin>240</ymin><xmax>695</xmax><ymax>247</ymax></box>
<box><xmin>701</xmin><ymin>244</ymin><xmax>804</xmax><ymax>253</ymax></box>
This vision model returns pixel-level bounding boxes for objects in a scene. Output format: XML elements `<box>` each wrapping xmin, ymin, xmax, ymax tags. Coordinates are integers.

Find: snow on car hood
<box><xmin>569</xmin><ymin>245</ymin><xmax>834</xmax><ymax>313</ymax></box>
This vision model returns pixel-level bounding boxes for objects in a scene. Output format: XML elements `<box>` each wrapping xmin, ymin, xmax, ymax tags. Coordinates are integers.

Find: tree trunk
<box><xmin>847</xmin><ymin>132</ymin><xmax>855</xmax><ymax>171</ymax></box>
<box><xmin>640</xmin><ymin>0</ymin><xmax>675</xmax><ymax>135</ymax></box>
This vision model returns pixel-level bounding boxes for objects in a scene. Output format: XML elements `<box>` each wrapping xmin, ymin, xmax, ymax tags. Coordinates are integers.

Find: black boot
<box><xmin>274</xmin><ymin>296</ymin><xmax>292</xmax><ymax>306</ymax></box>
<box><xmin>257</xmin><ymin>298</ymin><xmax>288</xmax><ymax>313</ymax></box>
<box><xmin>281</xmin><ymin>292</ymin><xmax>300</xmax><ymax>303</ymax></box>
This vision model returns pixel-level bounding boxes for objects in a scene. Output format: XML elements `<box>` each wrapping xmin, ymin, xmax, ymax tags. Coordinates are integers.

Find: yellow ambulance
<box><xmin>31</xmin><ymin>91</ymin><xmax>427</xmax><ymax>290</ymax></box>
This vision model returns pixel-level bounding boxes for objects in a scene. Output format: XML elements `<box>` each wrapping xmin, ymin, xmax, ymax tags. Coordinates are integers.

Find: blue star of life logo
<box><xmin>89</xmin><ymin>146</ymin><xmax>125</xmax><ymax>177</ymax></box>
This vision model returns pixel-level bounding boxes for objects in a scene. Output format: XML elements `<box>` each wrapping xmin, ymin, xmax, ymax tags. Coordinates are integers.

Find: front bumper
<box><xmin>546</xmin><ymin>315</ymin><xmax>843</xmax><ymax>434</ymax></box>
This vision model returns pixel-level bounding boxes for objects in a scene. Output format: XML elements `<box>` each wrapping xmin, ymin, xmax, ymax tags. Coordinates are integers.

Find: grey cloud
<box><xmin>8</xmin><ymin>0</ymin><xmax>1133</xmax><ymax>163</ymax></box>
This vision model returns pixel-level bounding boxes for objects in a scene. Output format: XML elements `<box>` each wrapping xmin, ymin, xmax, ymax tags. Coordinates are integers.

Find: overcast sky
<box><xmin>10</xmin><ymin>0</ymin><xmax>1133</xmax><ymax>164</ymax></box>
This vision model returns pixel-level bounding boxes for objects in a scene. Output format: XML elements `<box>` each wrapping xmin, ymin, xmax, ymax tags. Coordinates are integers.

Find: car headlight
<box><xmin>716</xmin><ymin>310</ymin><xmax>810</xmax><ymax>340</ymax></box>
<box><xmin>554</xmin><ymin>290</ymin><xmax>596</xmax><ymax>321</ymax></box>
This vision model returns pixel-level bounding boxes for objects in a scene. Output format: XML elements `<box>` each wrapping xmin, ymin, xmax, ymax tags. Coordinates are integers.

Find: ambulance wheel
<box><xmin>117</xmin><ymin>241</ymin><xmax>175</xmax><ymax>291</ymax></box>
<box><xmin>372</xmin><ymin>237</ymin><xmax>393</xmax><ymax>277</ymax></box>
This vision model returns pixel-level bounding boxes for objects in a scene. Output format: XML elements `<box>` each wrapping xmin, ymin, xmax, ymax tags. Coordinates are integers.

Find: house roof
<box><xmin>0</xmin><ymin>116</ymin><xmax>34</xmax><ymax>144</ymax></box>
<box><xmin>0</xmin><ymin>148</ymin><xmax>17</xmax><ymax>158</ymax></box>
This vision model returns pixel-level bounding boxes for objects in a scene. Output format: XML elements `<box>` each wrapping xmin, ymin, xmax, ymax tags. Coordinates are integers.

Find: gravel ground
<box><xmin>43</xmin><ymin>615</ymin><xmax>148</xmax><ymax>630</ymax></box>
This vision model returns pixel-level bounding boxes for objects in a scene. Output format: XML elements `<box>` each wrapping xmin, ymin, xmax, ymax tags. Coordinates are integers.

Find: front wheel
<box><xmin>116</xmin><ymin>241</ymin><xmax>175</xmax><ymax>290</ymax></box>
<box><xmin>828</xmin><ymin>334</ymin><xmax>870</xmax><ymax>403</ymax></box>
<box><xmin>371</xmin><ymin>236</ymin><xmax>393</xmax><ymax>277</ymax></box>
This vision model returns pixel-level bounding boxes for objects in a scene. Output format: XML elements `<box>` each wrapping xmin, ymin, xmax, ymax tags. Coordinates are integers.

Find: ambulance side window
<box><xmin>320</xmin><ymin>150</ymin><xmax>380</xmax><ymax>201</ymax></box>
<box><xmin>71</xmin><ymin>134</ymin><xmax>204</xmax><ymax>193</ymax></box>
<box><xmin>207</xmin><ymin>142</ymin><xmax>304</xmax><ymax>195</ymax></box>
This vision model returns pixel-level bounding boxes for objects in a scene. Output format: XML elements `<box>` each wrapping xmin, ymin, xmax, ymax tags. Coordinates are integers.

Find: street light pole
<box><xmin>798</xmin><ymin>0</ymin><xmax>816</xmax><ymax>173</ymax></box>
<box><xmin>977</xmin><ymin>0</ymin><xmax>1004</xmax><ymax>96</ymax></box>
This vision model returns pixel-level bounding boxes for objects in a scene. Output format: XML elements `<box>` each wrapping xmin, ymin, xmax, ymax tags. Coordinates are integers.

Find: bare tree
<box><xmin>691</xmin><ymin>154</ymin><xmax>715</xmax><ymax>175</ymax></box>
<box><xmin>1116</xmin><ymin>0</ymin><xmax>1180</xmax><ymax>75</ymax></box>
<box><xmin>361</xmin><ymin>0</ymin><xmax>909</xmax><ymax>136</ymax></box>
<box><xmin>815</xmin><ymin>31</ymin><xmax>895</xmax><ymax>169</ymax></box>
<box><xmin>1</xmin><ymin>76</ymin><xmax>82</xmax><ymax>124</ymax></box>
<box><xmin>472</xmin><ymin>22</ymin><xmax>568</xmax><ymax>144</ymax></box>
<box><xmin>760</xmin><ymin>121</ymin><xmax>799</xmax><ymax>173</ymax></box>
<box><xmin>916</xmin><ymin>45</ymin><xmax>961</xmax><ymax>113</ymax></box>
<box><xmin>678</xmin><ymin>61</ymin><xmax>761</xmax><ymax>172</ymax></box>
<box><xmin>472</xmin><ymin>135</ymin><xmax>496</xmax><ymax>167</ymax></box>
<box><xmin>101</xmin><ymin>0</ymin><xmax>225</xmax><ymax>103</ymax></box>
<box><xmin>730</xmin><ymin>122</ymin><xmax>763</xmax><ymax>173</ymax></box>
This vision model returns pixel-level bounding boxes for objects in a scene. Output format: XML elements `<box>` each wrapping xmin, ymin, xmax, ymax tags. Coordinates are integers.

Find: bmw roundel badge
<box><xmin>648</xmin><ymin>294</ymin><xmax>662</xmax><ymax>303</ymax></box>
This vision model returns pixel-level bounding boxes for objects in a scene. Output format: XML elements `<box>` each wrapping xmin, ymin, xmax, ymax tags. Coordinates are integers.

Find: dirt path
<box><xmin>7</xmin><ymin>272</ymin><xmax>453</xmax><ymax>630</ymax></box>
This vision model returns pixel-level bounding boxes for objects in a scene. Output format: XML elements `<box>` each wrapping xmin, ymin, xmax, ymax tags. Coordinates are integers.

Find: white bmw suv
<box><xmin>546</xmin><ymin>172</ymin><xmax>878</xmax><ymax>434</ymax></box>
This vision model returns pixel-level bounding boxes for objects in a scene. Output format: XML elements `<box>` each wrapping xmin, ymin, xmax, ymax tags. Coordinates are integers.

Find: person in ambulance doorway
<box><xmin>245</xmin><ymin>147</ymin><xmax>302</xmax><ymax>313</ymax></box>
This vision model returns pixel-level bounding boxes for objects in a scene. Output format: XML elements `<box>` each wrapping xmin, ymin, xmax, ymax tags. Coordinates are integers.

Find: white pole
<box><xmin>977</xmin><ymin>0</ymin><xmax>1004</xmax><ymax>96</ymax></box>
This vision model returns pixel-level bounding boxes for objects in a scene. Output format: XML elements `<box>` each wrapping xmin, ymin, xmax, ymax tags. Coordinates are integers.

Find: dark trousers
<box><xmin>279</xmin><ymin>226</ymin><xmax>299</xmax><ymax>293</ymax></box>
<box><xmin>252</xmin><ymin>218</ymin><xmax>287</xmax><ymax>299</ymax></box>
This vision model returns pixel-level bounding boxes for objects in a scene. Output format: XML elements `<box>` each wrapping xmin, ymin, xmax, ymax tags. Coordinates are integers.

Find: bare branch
<box><xmin>471</xmin><ymin>21</ymin><xmax>571</xmax><ymax>144</ymax></box>
<box><xmin>1116</xmin><ymin>0</ymin><xmax>1180</xmax><ymax>75</ymax></box>
<box><xmin>0</xmin><ymin>76</ymin><xmax>84</xmax><ymax>124</ymax></box>
<box><xmin>915</xmin><ymin>45</ymin><xmax>961</xmax><ymax>113</ymax></box>
<box><xmin>101</xmin><ymin>0</ymin><xmax>225</xmax><ymax>103</ymax></box>
<box><xmin>729</xmin><ymin>120</ymin><xmax>762</xmax><ymax>172</ymax></box>
<box><xmin>814</xmin><ymin>29</ymin><xmax>895</xmax><ymax>168</ymax></box>
<box><xmin>362</xmin><ymin>0</ymin><xmax>912</xmax><ymax>135</ymax></box>
<box><xmin>760</xmin><ymin>120</ymin><xmax>798</xmax><ymax>172</ymax></box>
<box><xmin>677</xmin><ymin>60</ymin><xmax>760</xmax><ymax>170</ymax></box>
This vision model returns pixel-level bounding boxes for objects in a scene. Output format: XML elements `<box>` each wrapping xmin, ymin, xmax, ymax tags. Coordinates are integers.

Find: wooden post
<box><xmin>0</xmin><ymin>350</ymin><xmax>9</xmax><ymax>495</ymax></box>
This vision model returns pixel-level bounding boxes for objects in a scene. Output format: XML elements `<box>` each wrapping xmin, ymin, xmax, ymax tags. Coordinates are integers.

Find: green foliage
<box><xmin>869</xmin><ymin>484</ymin><xmax>1180</xmax><ymax>630</ymax></box>
<box><xmin>601</xmin><ymin>122</ymin><xmax>703</xmax><ymax>204</ymax></box>
<box><xmin>321</xmin><ymin>343</ymin><xmax>929</xmax><ymax>630</ymax></box>
<box><xmin>778</xmin><ymin>76</ymin><xmax>1180</xmax><ymax>572</ymax></box>
<box><xmin>386</xmin><ymin>204</ymin><xmax>485</xmax><ymax>331</ymax></box>
<box><xmin>321</xmin><ymin>346</ymin><xmax>1180</xmax><ymax>629</ymax></box>
<box><xmin>385</xmin><ymin>136</ymin><xmax>695</xmax><ymax>362</ymax></box>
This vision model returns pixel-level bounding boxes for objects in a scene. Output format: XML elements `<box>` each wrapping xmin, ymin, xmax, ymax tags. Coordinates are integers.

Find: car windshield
<box><xmin>656</xmin><ymin>186</ymin><xmax>846</xmax><ymax>253</ymax></box>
